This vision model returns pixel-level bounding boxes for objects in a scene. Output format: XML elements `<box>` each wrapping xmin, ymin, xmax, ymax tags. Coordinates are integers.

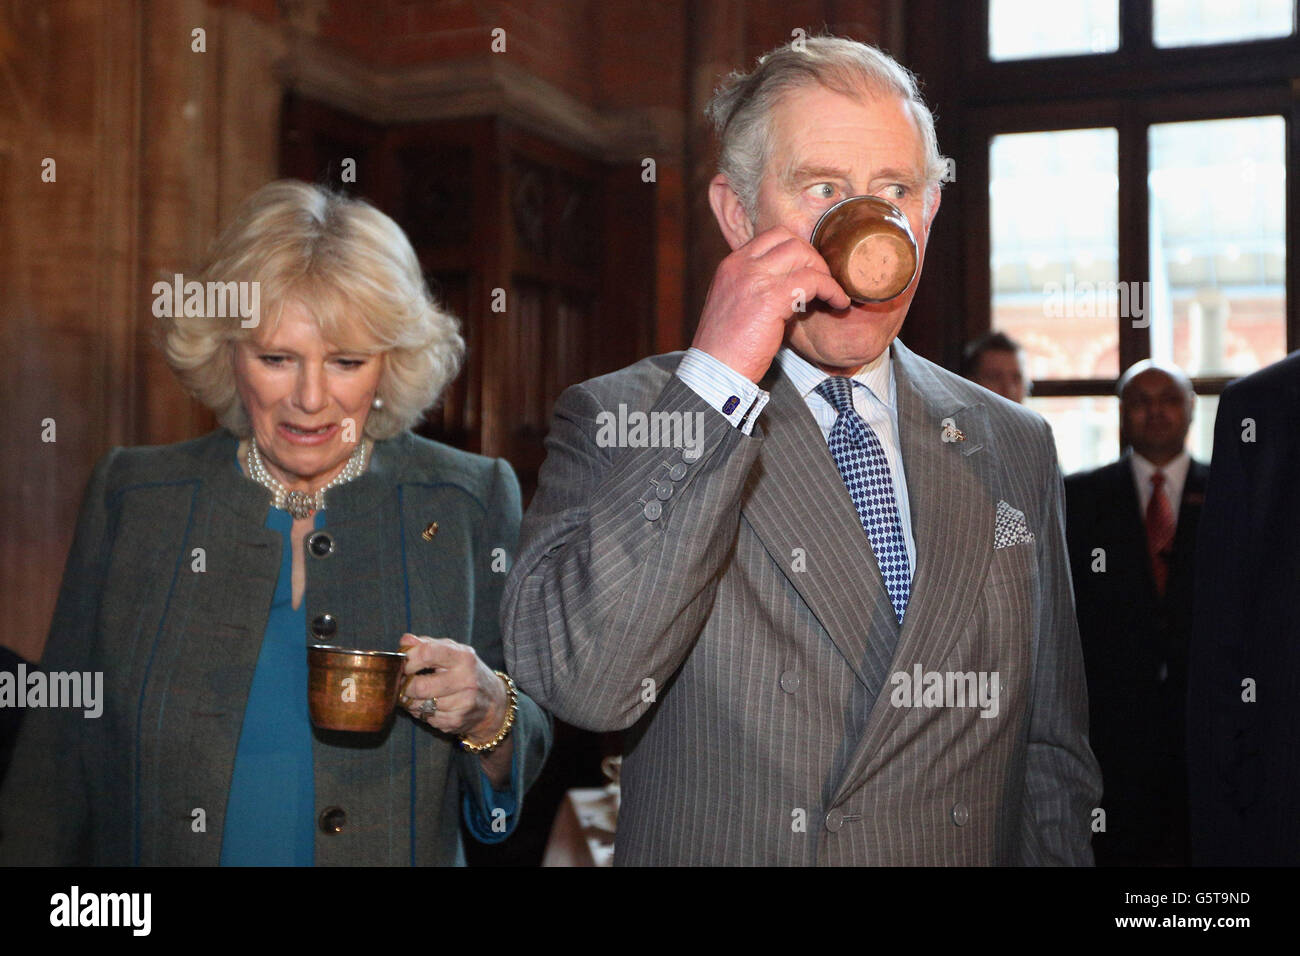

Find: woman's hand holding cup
<box><xmin>396</xmin><ymin>633</ymin><xmax>508</xmax><ymax>742</ymax></box>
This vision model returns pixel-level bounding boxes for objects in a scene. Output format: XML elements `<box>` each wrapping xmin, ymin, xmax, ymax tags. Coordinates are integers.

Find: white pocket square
<box><xmin>994</xmin><ymin>500</ymin><xmax>1035</xmax><ymax>549</ymax></box>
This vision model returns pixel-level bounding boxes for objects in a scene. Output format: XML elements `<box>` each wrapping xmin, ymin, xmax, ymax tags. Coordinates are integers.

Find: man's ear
<box><xmin>922</xmin><ymin>184</ymin><xmax>942</xmax><ymax>235</ymax></box>
<box><xmin>708</xmin><ymin>173</ymin><xmax>756</xmax><ymax>251</ymax></box>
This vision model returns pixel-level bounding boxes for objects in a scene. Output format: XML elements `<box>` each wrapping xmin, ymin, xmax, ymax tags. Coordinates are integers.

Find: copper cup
<box><xmin>810</xmin><ymin>195</ymin><xmax>919</xmax><ymax>303</ymax></box>
<box><xmin>307</xmin><ymin>644</ymin><xmax>407</xmax><ymax>732</ymax></box>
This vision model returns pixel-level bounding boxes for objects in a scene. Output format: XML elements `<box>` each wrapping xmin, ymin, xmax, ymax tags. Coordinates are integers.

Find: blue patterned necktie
<box><xmin>815</xmin><ymin>376</ymin><xmax>911</xmax><ymax>623</ymax></box>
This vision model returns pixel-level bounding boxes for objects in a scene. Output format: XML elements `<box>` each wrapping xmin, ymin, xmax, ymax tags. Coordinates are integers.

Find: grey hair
<box><xmin>705</xmin><ymin>35</ymin><xmax>948</xmax><ymax>216</ymax></box>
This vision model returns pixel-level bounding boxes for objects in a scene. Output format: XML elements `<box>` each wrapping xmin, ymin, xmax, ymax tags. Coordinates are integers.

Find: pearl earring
<box><xmin>372</xmin><ymin>396</ymin><xmax>384</xmax><ymax>410</ymax></box>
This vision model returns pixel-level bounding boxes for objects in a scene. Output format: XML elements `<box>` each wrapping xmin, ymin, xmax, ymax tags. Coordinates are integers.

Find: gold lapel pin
<box><xmin>941</xmin><ymin>418</ymin><xmax>966</xmax><ymax>443</ymax></box>
<box><xmin>421</xmin><ymin>521</ymin><xmax>439</xmax><ymax>541</ymax></box>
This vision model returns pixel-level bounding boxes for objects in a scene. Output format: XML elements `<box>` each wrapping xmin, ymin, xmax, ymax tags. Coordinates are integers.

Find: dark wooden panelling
<box><xmin>280</xmin><ymin>99</ymin><xmax>657</xmax><ymax>501</ymax></box>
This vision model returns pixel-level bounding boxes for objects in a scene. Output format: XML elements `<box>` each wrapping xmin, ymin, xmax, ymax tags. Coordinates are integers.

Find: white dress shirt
<box><xmin>675</xmin><ymin>344</ymin><xmax>917</xmax><ymax>575</ymax></box>
<box><xmin>1130</xmin><ymin>449</ymin><xmax>1191</xmax><ymax>531</ymax></box>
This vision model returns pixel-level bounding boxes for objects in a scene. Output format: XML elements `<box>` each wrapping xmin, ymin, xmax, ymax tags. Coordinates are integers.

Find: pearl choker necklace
<box><xmin>246</xmin><ymin>436</ymin><xmax>368</xmax><ymax>519</ymax></box>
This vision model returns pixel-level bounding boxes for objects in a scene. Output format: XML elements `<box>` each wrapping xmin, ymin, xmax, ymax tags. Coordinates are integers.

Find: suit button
<box><xmin>655</xmin><ymin>482</ymin><xmax>672</xmax><ymax>501</ymax></box>
<box><xmin>643</xmin><ymin>500</ymin><xmax>662</xmax><ymax>521</ymax></box>
<box><xmin>310</xmin><ymin>614</ymin><xmax>338</xmax><ymax>638</ymax></box>
<box><xmin>682</xmin><ymin>445</ymin><xmax>701</xmax><ymax>462</ymax></box>
<box><xmin>318</xmin><ymin>806</ymin><xmax>346</xmax><ymax>834</ymax></box>
<box><xmin>669</xmin><ymin>462</ymin><xmax>687</xmax><ymax>481</ymax></box>
<box><xmin>779</xmin><ymin>671</ymin><xmax>800</xmax><ymax>693</ymax></box>
<box><xmin>307</xmin><ymin>531</ymin><xmax>334</xmax><ymax>558</ymax></box>
<box><xmin>825</xmin><ymin>809</ymin><xmax>845</xmax><ymax>832</ymax></box>
<box><xmin>951</xmin><ymin>802</ymin><xmax>970</xmax><ymax>826</ymax></box>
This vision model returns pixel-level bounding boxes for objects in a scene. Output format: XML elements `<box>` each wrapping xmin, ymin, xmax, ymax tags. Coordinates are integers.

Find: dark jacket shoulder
<box><xmin>1066</xmin><ymin>455</ymin><xmax>1208</xmax><ymax>496</ymax></box>
<box><xmin>97</xmin><ymin>429</ymin><xmax>512</xmax><ymax>508</ymax></box>
<box><xmin>95</xmin><ymin>430</ymin><xmax>231</xmax><ymax>492</ymax></box>
<box><xmin>375</xmin><ymin>430</ymin><xmax>512</xmax><ymax>502</ymax></box>
<box><xmin>1222</xmin><ymin>349</ymin><xmax>1300</xmax><ymax>406</ymax></box>
<box><xmin>1065</xmin><ymin>458</ymin><xmax>1131</xmax><ymax>493</ymax></box>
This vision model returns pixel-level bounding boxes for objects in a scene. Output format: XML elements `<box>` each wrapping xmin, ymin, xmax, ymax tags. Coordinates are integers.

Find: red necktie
<box><xmin>1145</xmin><ymin>471</ymin><xmax>1175</xmax><ymax>596</ymax></box>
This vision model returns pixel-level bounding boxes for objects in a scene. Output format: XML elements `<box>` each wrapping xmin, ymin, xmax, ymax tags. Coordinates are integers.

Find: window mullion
<box><xmin>1122</xmin><ymin>0</ymin><xmax>1154</xmax><ymax>55</ymax></box>
<box><xmin>1118</xmin><ymin>110</ymin><xmax>1150</xmax><ymax>374</ymax></box>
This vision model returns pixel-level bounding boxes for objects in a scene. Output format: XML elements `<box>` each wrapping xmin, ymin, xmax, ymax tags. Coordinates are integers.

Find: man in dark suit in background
<box><xmin>1065</xmin><ymin>360</ymin><xmax>1207</xmax><ymax>865</ymax></box>
<box><xmin>1188</xmin><ymin>350</ymin><xmax>1300</xmax><ymax>865</ymax></box>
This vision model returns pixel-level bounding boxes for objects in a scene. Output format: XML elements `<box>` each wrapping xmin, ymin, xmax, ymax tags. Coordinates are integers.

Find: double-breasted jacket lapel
<box><xmin>739</xmin><ymin>340</ymin><xmax>994</xmax><ymax>800</ymax></box>
<box><xmin>740</xmin><ymin>366</ymin><xmax>899</xmax><ymax>698</ymax></box>
<box><xmin>829</xmin><ymin>341</ymin><xmax>993</xmax><ymax>802</ymax></box>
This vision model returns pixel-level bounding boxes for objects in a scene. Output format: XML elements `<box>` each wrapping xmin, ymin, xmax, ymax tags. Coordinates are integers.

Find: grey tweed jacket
<box><xmin>0</xmin><ymin>429</ymin><xmax>550</xmax><ymax>866</ymax></box>
<box><xmin>502</xmin><ymin>340</ymin><xmax>1100</xmax><ymax>865</ymax></box>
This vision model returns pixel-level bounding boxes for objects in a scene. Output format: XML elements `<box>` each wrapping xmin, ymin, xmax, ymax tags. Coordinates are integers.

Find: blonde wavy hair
<box><xmin>158</xmin><ymin>179</ymin><xmax>464</xmax><ymax>440</ymax></box>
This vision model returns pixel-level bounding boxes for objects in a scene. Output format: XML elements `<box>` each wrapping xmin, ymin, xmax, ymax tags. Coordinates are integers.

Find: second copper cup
<box><xmin>307</xmin><ymin>644</ymin><xmax>408</xmax><ymax>733</ymax></box>
<box><xmin>811</xmin><ymin>195</ymin><xmax>919</xmax><ymax>303</ymax></box>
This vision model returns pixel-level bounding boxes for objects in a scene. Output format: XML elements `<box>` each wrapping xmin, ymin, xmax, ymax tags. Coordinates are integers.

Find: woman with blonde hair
<box><xmin>0</xmin><ymin>180</ymin><xmax>550</xmax><ymax>865</ymax></box>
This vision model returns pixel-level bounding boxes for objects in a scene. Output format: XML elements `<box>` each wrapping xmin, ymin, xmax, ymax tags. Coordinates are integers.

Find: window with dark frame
<box><xmin>961</xmin><ymin>0</ymin><xmax>1296</xmax><ymax>472</ymax></box>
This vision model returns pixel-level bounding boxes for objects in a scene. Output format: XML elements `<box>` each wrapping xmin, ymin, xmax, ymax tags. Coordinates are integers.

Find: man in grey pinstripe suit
<box><xmin>502</xmin><ymin>37</ymin><xmax>1101</xmax><ymax>865</ymax></box>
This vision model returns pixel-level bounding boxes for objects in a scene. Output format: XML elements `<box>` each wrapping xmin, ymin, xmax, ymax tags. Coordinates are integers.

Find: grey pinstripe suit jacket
<box><xmin>502</xmin><ymin>339</ymin><xmax>1100</xmax><ymax>865</ymax></box>
<box><xmin>0</xmin><ymin>429</ymin><xmax>550</xmax><ymax>866</ymax></box>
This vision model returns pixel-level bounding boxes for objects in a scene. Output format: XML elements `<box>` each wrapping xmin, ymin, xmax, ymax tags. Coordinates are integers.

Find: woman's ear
<box><xmin>708</xmin><ymin>174</ymin><xmax>756</xmax><ymax>251</ymax></box>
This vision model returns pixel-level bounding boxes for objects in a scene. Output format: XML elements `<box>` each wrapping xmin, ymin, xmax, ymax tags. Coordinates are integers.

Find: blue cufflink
<box><xmin>722</xmin><ymin>396</ymin><xmax>740</xmax><ymax>414</ymax></box>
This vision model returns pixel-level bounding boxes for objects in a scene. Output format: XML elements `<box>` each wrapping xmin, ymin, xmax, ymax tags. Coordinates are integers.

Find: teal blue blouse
<box><xmin>219</xmin><ymin>501</ymin><xmax>520</xmax><ymax>866</ymax></box>
<box><xmin>219</xmin><ymin>506</ymin><xmax>320</xmax><ymax>865</ymax></box>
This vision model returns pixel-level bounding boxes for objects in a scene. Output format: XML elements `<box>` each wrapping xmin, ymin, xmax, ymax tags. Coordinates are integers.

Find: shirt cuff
<box><xmin>461</xmin><ymin>746</ymin><xmax>521</xmax><ymax>844</ymax></box>
<box><xmin>675</xmin><ymin>347</ymin><xmax>770</xmax><ymax>435</ymax></box>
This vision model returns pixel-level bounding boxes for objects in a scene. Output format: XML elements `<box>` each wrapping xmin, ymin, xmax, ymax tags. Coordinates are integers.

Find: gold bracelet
<box><xmin>459</xmin><ymin>671</ymin><xmax>518</xmax><ymax>754</ymax></box>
